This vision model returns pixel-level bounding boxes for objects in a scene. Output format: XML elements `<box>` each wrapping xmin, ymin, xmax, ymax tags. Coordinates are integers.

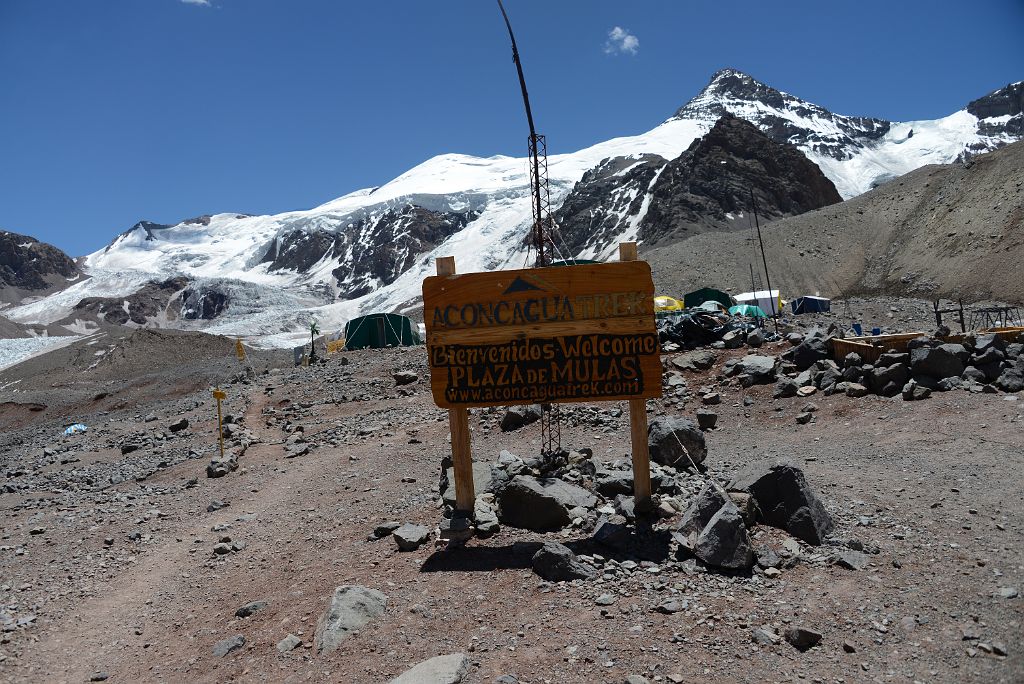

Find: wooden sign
<box><xmin>423</xmin><ymin>243</ymin><xmax>661</xmax><ymax>518</ymax></box>
<box><xmin>423</xmin><ymin>261</ymin><xmax>661</xmax><ymax>409</ymax></box>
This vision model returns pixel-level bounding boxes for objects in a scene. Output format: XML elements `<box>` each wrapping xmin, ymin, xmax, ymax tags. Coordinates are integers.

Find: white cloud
<box><xmin>181</xmin><ymin>0</ymin><xmax>211</xmax><ymax>6</ymax></box>
<box><xmin>604</xmin><ymin>26</ymin><xmax>639</xmax><ymax>55</ymax></box>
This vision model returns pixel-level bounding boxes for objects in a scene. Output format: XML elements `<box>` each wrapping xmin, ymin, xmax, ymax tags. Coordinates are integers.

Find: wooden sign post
<box><xmin>423</xmin><ymin>242</ymin><xmax>662</xmax><ymax>515</ymax></box>
<box><xmin>212</xmin><ymin>387</ymin><xmax>226</xmax><ymax>459</ymax></box>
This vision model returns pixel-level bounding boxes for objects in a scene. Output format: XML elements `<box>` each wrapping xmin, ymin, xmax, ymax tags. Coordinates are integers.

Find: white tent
<box><xmin>736</xmin><ymin>289</ymin><xmax>781</xmax><ymax>317</ymax></box>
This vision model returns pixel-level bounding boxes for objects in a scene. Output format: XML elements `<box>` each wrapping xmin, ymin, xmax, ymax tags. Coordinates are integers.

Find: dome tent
<box><xmin>343</xmin><ymin>313</ymin><xmax>421</xmax><ymax>350</ymax></box>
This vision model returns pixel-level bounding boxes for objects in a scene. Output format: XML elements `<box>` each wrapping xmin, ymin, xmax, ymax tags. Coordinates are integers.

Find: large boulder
<box><xmin>733</xmin><ymin>354</ymin><xmax>778</xmax><ymax>386</ymax></box>
<box><xmin>910</xmin><ymin>344</ymin><xmax>966</xmax><ymax>380</ymax></box>
<box><xmin>531</xmin><ymin>542</ymin><xmax>596</xmax><ymax>581</ymax></box>
<box><xmin>647</xmin><ymin>417</ymin><xmax>706</xmax><ymax>468</ymax></box>
<box><xmin>392</xmin><ymin>524</ymin><xmax>430</xmax><ymax>551</ymax></box>
<box><xmin>729</xmin><ymin>460</ymin><xmax>834</xmax><ymax>545</ymax></box>
<box><xmin>389</xmin><ymin>654</ymin><xmax>470</xmax><ymax>684</ymax></box>
<box><xmin>996</xmin><ymin>368</ymin><xmax>1024</xmax><ymax>393</ymax></box>
<box><xmin>676</xmin><ymin>484</ymin><xmax>729</xmax><ymax>541</ymax></box>
<box><xmin>316</xmin><ymin>585</ymin><xmax>388</xmax><ymax>654</ymax></box>
<box><xmin>496</xmin><ymin>476</ymin><xmax>596</xmax><ymax>530</ymax></box>
<box><xmin>792</xmin><ymin>335</ymin><xmax>829</xmax><ymax>371</ymax></box>
<box><xmin>499</xmin><ymin>404</ymin><xmax>542</xmax><ymax>431</ymax></box>
<box><xmin>206</xmin><ymin>452</ymin><xmax>238</xmax><ymax>478</ymax></box>
<box><xmin>693</xmin><ymin>503</ymin><xmax>755</xmax><ymax>570</ymax></box>
<box><xmin>867</xmin><ymin>363</ymin><xmax>910</xmax><ymax>397</ymax></box>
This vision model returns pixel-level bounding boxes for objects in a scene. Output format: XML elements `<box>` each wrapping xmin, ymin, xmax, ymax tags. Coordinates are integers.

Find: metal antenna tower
<box><xmin>496</xmin><ymin>0</ymin><xmax>560</xmax><ymax>455</ymax></box>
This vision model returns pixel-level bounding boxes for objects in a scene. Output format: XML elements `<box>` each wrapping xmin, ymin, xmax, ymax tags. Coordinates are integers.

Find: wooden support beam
<box><xmin>436</xmin><ymin>256</ymin><xmax>475</xmax><ymax>514</ymax></box>
<box><xmin>619</xmin><ymin>241</ymin><xmax>652</xmax><ymax>513</ymax></box>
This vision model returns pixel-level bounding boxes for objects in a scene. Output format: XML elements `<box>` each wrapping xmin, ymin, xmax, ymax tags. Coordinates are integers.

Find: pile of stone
<box><xmin>772</xmin><ymin>330</ymin><xmax>1024</xmax><ymax>401</ymax></box>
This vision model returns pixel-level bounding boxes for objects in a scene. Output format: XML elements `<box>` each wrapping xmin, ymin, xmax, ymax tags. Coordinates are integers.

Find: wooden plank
<box><xmin>619</xmin><ymin>242</ymin><xmax>652</xmax><ymax>512</ymax></box>
<box><xmin>436</xmin><ymin>255</ymin><xmax>475</xmax><ymax>514</ymax></box>
<box><xmin>628</xmin><ymin>397</ymin><xmax>652</xmax><ymax>512</ymax></box>
<box><xmin>449</xmin><ymin>403</ymin><xmax>475</xmax><ymax>512</ymax></box>
<box><xmin>423</xmin><ymin>262</ymin><xmax>655</xmax><ymax>334</ymax></box>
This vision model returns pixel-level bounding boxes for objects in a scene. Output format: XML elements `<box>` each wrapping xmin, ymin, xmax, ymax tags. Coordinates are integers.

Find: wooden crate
<box><xmin>831</xmin><ymin>327</ymin><xmax>1024</xmax><ymax>364</ymax></box>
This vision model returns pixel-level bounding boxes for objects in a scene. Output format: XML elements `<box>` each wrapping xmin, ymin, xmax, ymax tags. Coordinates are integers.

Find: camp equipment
<box><xmin>729</xmin><ymin>304</ymin><xmax>767</xmax><ymax>318</ymax></box>
<box><xmin>343</xmin><ymin>313</ymin><xmax>421</xmax><ymax>350</ymax></box>
<box><xmin>791</xmin><ymin>296</ymin><xmax>831</xmax><ymax>314</ymax></box>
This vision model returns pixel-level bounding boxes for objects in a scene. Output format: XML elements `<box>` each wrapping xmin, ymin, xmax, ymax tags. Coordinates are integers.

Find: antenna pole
<box><xmin>749</xmin><ymin>188</ymin><xmax>778</xmax><ymax>334</ymax></box>
<box><xmin>497</xmin><ymin>0</ymin><xmax>549</xmax><ymax>267</ymax></box>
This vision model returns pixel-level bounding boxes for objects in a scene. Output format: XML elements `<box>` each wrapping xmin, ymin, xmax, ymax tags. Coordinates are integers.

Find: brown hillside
<box><xmin>644</xmin><ymin>139</ymin><xmax>1024</xmax><ymax>304</ymax></box>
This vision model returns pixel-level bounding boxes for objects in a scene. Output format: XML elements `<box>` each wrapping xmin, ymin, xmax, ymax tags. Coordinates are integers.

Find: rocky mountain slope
<box><xmin>0</xmin><ymin>231</ymin><xmax>81</xmax><ymax>305</ymax></box>
<box><xmin>645</xmin><ymin>139</ymin><xmax>1024</xmax><ymax>304</ymax></box>
<box><xmin>4</xmin><ymin>70</ymin><xmax>1021</xmax><ymax>345</ymax></box>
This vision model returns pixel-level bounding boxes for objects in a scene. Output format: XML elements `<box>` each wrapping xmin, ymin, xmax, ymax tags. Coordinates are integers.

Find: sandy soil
<box><xmin>0</xmin><ymin>333</ymin><xmax>1022</xmax><ymax>684</ymax></box>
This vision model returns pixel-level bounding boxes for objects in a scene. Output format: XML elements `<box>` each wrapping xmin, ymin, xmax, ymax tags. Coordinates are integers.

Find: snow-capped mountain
<box><xmin>5</xmin><ymin>70</ymin><xmax>1021</xmax><ymax>347</ymax></box>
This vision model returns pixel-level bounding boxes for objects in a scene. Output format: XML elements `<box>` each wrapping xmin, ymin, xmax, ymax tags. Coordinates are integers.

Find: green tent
<box><xmin>684</xmin><ymin>287</ymin><xmax>733</xmax><ymax>309</ymax></box>
<box><xmin>728</xmin><ymin>304</ymin><xmax>767</xmax><ymax>318</ymax></box>
<box><xmin>343</xmin><ymin>313</ymin><xmax>421</xmax><ymax>350</ymax></box>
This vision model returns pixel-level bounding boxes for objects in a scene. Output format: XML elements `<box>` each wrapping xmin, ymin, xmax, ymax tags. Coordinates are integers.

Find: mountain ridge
<box><xmin>3</xmin><ymin>69</ymin><xmax>1021</xmax><ymax>345</ymax></box>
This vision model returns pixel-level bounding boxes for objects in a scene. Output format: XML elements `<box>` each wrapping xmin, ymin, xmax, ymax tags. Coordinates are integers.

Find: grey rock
<box><xmin>734</xmin><ymin>354</ymin><xmax>778</xmax><ymax>385</ymax></box>
<box><xmin>531</xmin><ymin>541</ymin><xmax>596</xmax><ymax>582</ymax></box>
<box><xmin>393</xmin><ymin>370</ymin><xmax>418</xmax><ymax>386</ymax></box>
<box><xmin>795</xmin><ymin>411</ymin><xmax>813</xmax><ymax>425</ymax></box>
<box><xmin>868</xmin><ymin>363</ymin><xmax>909</xmax><ymax>396</ymax></box>
<box><xmin>168</xmin><ymin>417</ymin><xmax>189</xmax><ymax>433</ymax></box>
<box><xmin>393</xmin><ymin>524</ymin><xmax>430</xmax><ymax>551</ymax></box>
<box><xmin>316</xmin><ymin>585</ymin><xmax>388</xmax><ymax>654</ymax></box>
<box><xmin>212</xmin><ymin>634</ymin><xmax>246</xmax><ymax>657</ymax></box>
<box><xmin>647</xmin><ymin>416</ymin><xmax>706</xmax><ymax>468</ymax></box>
<box><xmin>676</xmin><ymin>484</ymin><xmax>728</xmax><ymax>540</ymax></box>
<box><xmin>773</xmin><ymin>377</ymin><xmax>799</xmax><ymax>398</ymax></box>
<box><xmin>793</xmin><ymin>335</ymin><xmax>829</xmax><ymax>371</ymax></box>
<box><xmin>89</xmin><ymin>673</ymin><xmax>110</xmax><ymax>682</ymax></box>
<box><xmin>207</xmin><ymin>499</ymin><xmax>229</xmax><ymax>512</ymax></box>
<box><xmin>996</xmin><ymin>369</ymin><xmax>1023</xmax><ymax>393</ymax></box>
<box><xmin>746</xmin><ymin>328</ymin><xmax>765</xmax><ymax>347</ymax></box>
<box><xmin>496</xmin><ymin>475</ymin><xmax>596</xmax><ymax>530</ymax></box>
<box><xmin>207</xmin><ymin>451</ymin><xmax>238</xmax><ymax>478</ymax></box>
<box><xmin>754</xmin><ymin>545</ymin><xmax>781</xmax><ymax>569</ymax></box>
<box><xmin>722</xmin><ymin>329</ymin><xmax>744</xmax><ymax>349</ymax></box>
<box><xmin>672</xmin><ymin>349</ymin><xmax>718</xmax><ymax>371</ymax></box>
<box><xmin>911</xmin><ymin>344</ymin><xmax>966</xmax><ymax>380</ymax></box>
<box><xmin>752</xmin><ymin>627</ymin><xmax>781</xmax><ymax>646</ymax></box>
<box><xmin>277</xmin><ymin>634</ymin><xmax>302</xmax><ymax>653</ymax></box>
<box><xmin>499</xmin><ymin>404</ymin><xmax>542</xmax><ymax>431</ymax></box>
<box><xmin>784</xmin><ymin>626</ymin><xmax>822</xmax><ymax>651</ymax></box>
<box><xmin>389</xmin><ymin>653</ymin><xmax>470</xmax><ymax>684</ymax></box>
<box><xmin>595</xmin><ymin>593</ymin><xmax>617</xmax><ymax>606</ymax></box>
<box><xmin>695</xmin><ymin>409</ymin><xmax>718</xmax><ymax>430</ymax></box>
<box><xmin>594</xmin><ymin>468</ymin><xmax>635</xmax><ymax>497</ymax></box>
<box><xmin>729</xmin><ymin>460</ymin><xmax>834</xmax><ymax>545</ymax></box>
<box><xmin>693</xmin><ymin>503</ymin><xmax>755</xmax><ymax>570</ymax></box>
<box><xmin>831</xmin><ymin>548</ymin><xmax>869</xmax><ymax>570</ymax></box>
<box><xmin>625</xmin><ymin>675</ymin><xmax>651</xmax><ymax>684</ymax></box>
<box><xmin>997</xmin><ymin>586</ymin><xmax>1019</xmax><ymax>599</ymax></box>
<box><xmin>901</xmin><ymin>380</ymin><xmax>931</xmax><ymax>401</ymax></box>
<box><xmin>235</xmin><ymin>600</ymin><xmax>268</xmax><ymax>618</ymax></box>
<box><xmin>373</xmin><ymin>521</ymin><xmax>402</xmax><ymax>538</ymax></box>
<box><xmin>845</xmin><ymin>382</ymin><xmax>869</xmax><ymax>398</ymax></box>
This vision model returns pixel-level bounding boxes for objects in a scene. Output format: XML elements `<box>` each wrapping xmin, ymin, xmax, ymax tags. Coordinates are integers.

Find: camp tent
<box><xmin>683</xmin><ymin>287</ymin><xmax>733</xmax><ymax>310</ymax></box>
<box><xmin>654</xmin><ymin>296</ymin><xmax>685</xmax><ymax>313</ymax></box>
<box><xmin>549</xmin><ymin>258</ymin><xmax>601</xmax><ymax>267</ymax></box>
<box><xmin>343</xmin><ymin>313</ymin><xmax>421</xmax><ymax>350</ymax></box>
<box><xmin>735</xmin><ymin>290</ymin><xmax>781</xmax><ymax>317</ymax></box>
<box><xmin>729</xmin><ymin>304</ymin><xmax>767</xmax><ymax>318</ymax></box>
<box><xmin>791</xmin><ymin>296</ymin><xmax>831</xmax><ymax>315</ymax></box>
<box><xmin>696</xmin><ymin>300</ymin><xmax>728</xmax><ymax>313</ymax></box>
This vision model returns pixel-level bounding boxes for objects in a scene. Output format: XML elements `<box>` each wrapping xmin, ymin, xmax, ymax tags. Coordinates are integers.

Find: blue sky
<box><xmin>2</xmin><ymin>0</ymin><xmax>1022</xmax><ymax>257</ymax></box>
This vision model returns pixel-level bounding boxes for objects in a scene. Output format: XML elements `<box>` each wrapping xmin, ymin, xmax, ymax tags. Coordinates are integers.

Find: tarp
<box><xmin>683</xmin><ymin>287</ymin><xmax>733</xmax><ymax>310</ymax></box>
<box><xmin>654</xmin><ymin>296</ymin><xmax>685</xmax><ymax>312</ymax></box>
<box><xmin>791</xmin><ymin>296</ymin><xmax>831</xmax><ymax>315</ymax></box>
<box><xmin>735</xmin><ymin>289</ymin><xmax>781</xmax><ymax>317</ymax></box>
<box><xmin>63</xmin><ymin>423</ymin><xmax>87</xmax><ymax>436</ymax></box>
<box><xmin>343</xmin><ymin>313</ymin><xmax>422</xmax><ymax>350</ymax></box>
<box><xmin>729</xmin><ymin>304</ymin><xmax>767</xmax><ymax>318</ymax></box>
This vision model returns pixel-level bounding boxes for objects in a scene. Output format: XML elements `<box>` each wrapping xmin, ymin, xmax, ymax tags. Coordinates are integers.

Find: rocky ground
<box><xmin>0</xmin><ymin>318</ymin><xmax>1022</xmax><ymax>684</ymax></box>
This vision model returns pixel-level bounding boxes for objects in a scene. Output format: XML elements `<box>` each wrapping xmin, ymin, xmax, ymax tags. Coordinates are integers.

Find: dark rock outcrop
<box><xmin>638</xmin><ymin>115</ymin><xmax>842</xmax><ymax>244</ymax></box>
<box><xmin>0</xmin><ymin>231</ymin><xmax>79</xmax><ymax>291</ymax></box>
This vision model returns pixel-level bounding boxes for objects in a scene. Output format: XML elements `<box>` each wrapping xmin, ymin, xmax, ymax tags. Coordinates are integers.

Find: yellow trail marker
<box><xmin>212</xmin><ymin>388</ymin><xmax>226</xmax><ymax>458</ymax></box>
<box><xmin>235</xmin><ymin>339</ymin><xmax>246</xmax><ymax>362</ymax></box>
